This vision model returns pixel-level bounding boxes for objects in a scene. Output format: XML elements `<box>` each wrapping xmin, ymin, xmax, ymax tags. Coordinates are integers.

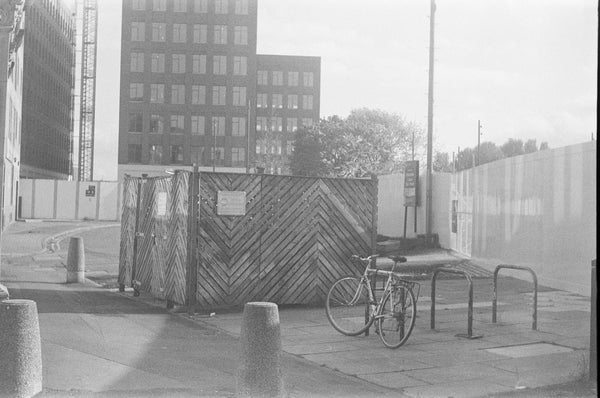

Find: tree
<box><xmin>456</xmin><ymin>147</ymin><xmax>476</xmax><ymax>171</ymax></box>
<box><xmin>289</xmin><ymin>126</ymin><xmax>326</xmax><ymax>176</ymax></box>
<box><xmin>291</xmin><ymin>109</ymin><xmax>424</xmax><ymax>178</ymax></box>
<box><xmin>433</xmin><ymin>152</ymin><xmax>452</xmax><ymax>172</ymax></box>
<box><xmin>539</xmin><ymin>141</ymin><xmax>550</xmax><ymax>151</ymax></box>
<box><xmin>524</xmin><ymin>139</ymin><xmax>538</xmax><ymax>153</ymax></box>
<box><xmin>500</xmin><ymin>138</ymin><xmax>525</xmax><ymax>158</ymax></box>
<box><xmin>478</xmin><ymin>141</ymin><xmax>504</xmax><ymax>164</ymax></box>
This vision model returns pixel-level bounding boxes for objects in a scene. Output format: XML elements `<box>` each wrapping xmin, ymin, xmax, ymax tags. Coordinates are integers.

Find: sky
<box><xmin>93</xmin><ymin>0</ymin><xmax>597</xmax><ymax>180</ymax></box>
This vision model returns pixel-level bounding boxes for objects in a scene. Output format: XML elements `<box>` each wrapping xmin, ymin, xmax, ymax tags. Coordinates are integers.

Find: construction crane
<box><xmin>77</xmin><ymin>0</ymin><xmax>98</xmax><ymax>181</ymax></box>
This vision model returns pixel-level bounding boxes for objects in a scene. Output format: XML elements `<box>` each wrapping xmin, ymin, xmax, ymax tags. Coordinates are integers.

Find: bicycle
<box><xmin>325</xmin><ymin>254</ymin><xmax>420</xmax><ymax>348</ymax></box>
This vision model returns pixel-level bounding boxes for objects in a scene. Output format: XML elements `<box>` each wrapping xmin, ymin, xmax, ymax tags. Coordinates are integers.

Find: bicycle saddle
<box><xmin>388</xmin><ymin>255</ymin><xmax>407</xmax><ymax>263</ymax></box>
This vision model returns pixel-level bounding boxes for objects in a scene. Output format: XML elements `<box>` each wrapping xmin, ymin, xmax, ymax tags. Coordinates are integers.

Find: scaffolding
<box><xmin>77</xmin><ymin>0</ymin><xmax>98</xmax><ymax>181</ymax></box>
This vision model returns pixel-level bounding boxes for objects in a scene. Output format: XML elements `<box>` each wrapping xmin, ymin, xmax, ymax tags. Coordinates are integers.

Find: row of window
<box><xmin>130</xmin><ymin>22</ymin><xmax>248</xmax><ymax>45</ymax></box>
<box><xmin>128</xmin><ymin>113</ymin><xmax>314</xmax><ymax>135</ymax></box>
<box><xmin>130</xmin><ymin>53</ymin><xmax>248</xmax><ymax>75</ymax></box>
<box><xmin>128</xmin><ymin>143</ymin><xmax>246</xmax><ymax>166</ymax></box>
<box><xmin>257</xmin><ymin>70</ymin><xmax>314</xmax><ymax>87</ymax></box>
<box><xmin>256</xmin><ymin>93</ymin><xmax>314</xmax><ymax>110</ymax></box>
<box><xmin>129</xmin><ymin>83</ymin><xmax>248</xmax><ymax>106</ymax></box>
<box><xmin>131</xmin><ymin>0</ymin><xmax>249</xmax><ymax>15</ymax></box>
<box><xmin>255</xmin><ymin>140</ymin><xmax>294</xmax><ymax>156</ymax></box>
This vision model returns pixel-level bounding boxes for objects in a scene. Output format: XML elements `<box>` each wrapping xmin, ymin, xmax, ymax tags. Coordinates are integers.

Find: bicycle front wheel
<box><xmin>326</xmin><ymin>276</ymin><xmax>373</xmax><ymax>336</ymax></box>
<box><xmin>376</xmin><ymin>285</ymin><xmax>417</xmax><ymax>348</ymax></box>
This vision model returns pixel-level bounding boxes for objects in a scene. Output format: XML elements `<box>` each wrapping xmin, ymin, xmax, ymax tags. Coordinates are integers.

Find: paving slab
<box><xmin>402</xmin><ymin>379</ymin><xmax>509</xmax><ymax>398</ymax></box>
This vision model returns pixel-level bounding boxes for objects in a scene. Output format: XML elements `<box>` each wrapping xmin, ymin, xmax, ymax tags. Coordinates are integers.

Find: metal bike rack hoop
<box><xmin>431</xmin><ymin>267</ymin><xmax>482</xmax><ymax>339</ymax></box>
<box><xmin>492</xmin><ymin>264</ymin><xmax>538</xmax><ymax>330</ymax></box>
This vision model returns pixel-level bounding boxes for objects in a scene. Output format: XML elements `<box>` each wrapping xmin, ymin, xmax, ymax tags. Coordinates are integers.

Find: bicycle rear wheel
<box><xmin>326</xmin><ymin>276</ymin><xmax>373</xmax><ymax>336</ymax></box>
<box><xmin>376</xmin><ymin>285</ymin><xmax>416</xmax><ymax>348</ymax></box>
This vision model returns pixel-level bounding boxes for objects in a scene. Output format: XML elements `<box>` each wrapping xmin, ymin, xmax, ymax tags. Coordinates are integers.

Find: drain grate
<box><xmin>485</xmin><ymin>342</ymin><xmax>573</xmax><ymax>358</ymax></box>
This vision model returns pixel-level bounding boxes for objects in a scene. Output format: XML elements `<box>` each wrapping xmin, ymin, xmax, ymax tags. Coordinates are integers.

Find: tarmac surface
<box><xmin>0</xmin><ymin>220</ymin><xmax>596</xmax><ymax>397</ymax></box>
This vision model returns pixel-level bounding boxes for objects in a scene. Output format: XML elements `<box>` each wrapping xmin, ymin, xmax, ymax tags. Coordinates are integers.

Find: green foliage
<box><xmin>501</xmin><ymin>138</ymin><xmax>525</xmax><ymax>157</ymax></box>
<box><xmin>433</xmin><ymin>152</ymin><xmax>452</xmax><ymax>172</ymax></box>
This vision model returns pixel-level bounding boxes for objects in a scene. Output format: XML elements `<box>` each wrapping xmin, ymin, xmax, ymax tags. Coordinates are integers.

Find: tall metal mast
<box><xmin>77</xmin><ymin>0</ymin><xmax>98</xmax><ymax>181</ymax></box>
<box><xmin>425</xmin><ymin>0</ymin><xmax>436</xmax><ymax>237</ymax></box>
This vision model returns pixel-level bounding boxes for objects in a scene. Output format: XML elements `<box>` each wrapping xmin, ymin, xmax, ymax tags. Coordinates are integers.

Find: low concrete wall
<box><xmin>19</xmin><ymin>179</ymin><xmax>121</xmax><ymax>221</ymax></box>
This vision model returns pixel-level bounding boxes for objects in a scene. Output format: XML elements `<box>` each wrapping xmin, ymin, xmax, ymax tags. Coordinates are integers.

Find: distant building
<box><xmin>20</xmin><ymin>0</ymin><xmax>76</xmax><ymax>179</ymax></box>
<box><xmin>0</xmin><ymin>0</ymin><xmax>25</xmax><ymax>230</ymax></box>
<box><xmin>118</xmin><ymin>0</ymin><xmax>320</xmax><ymax>179</ymax></box>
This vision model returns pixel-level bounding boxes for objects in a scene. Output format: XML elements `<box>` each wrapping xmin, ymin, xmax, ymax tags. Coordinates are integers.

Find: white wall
<box><xmin>19</xmin><ymin>179</ymin><xmax>121</xmax><ymax>221</ymax></box>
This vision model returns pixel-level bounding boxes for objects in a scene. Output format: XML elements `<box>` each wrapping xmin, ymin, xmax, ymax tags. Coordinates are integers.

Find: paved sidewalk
<box><xmin>0</xmin><ymin>220</ymin><xmax>596</xmax><ymax>397</ymax></box>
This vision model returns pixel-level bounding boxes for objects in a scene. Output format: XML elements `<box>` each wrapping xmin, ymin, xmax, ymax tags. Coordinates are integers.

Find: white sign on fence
<box><xmin>217</xmin><ymin>191</ymin><xmax>246</xmax><ymax>216</ymax></box>
<box><xmin>157</xmin><ymin>192</ymin><xmax>168</xmax><ymax>216</ymax></box>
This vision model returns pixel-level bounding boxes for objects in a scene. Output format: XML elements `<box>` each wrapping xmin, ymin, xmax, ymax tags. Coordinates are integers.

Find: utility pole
<box><xmin>477</xmin><ymin>120</ymin><xmax>482</xmax><ymax>166</ymax></box>
<box><xmin>212</xmin><ymin>118</ymin><xmax>217</xmax><ymax>172</ymax></box>
<box><xmin>425</xmin><ymin>0</ymin><xmax>436</xmax><ymax>238</ymax></box>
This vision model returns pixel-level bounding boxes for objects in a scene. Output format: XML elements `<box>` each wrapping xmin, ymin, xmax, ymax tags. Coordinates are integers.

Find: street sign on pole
<box><xmin>404</xmin><ymin>160</ymin><xmax>419</xmax><ymax>207</ymax></box>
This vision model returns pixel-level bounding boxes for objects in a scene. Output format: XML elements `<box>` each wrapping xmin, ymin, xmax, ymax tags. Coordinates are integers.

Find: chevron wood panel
<box><xmin>165</xmin><ymin>171</ymin><xmax>189</xmax><ymax>305</ymax></box>
<box><xmin>150</xmin><ymin>177</ymin><xmax>172</xmax><ymax>300</ymax></box>
<box><xmin>119</xmin><ymin>177</ymin><xmax>138</xmax><ymax>286</ymax></box>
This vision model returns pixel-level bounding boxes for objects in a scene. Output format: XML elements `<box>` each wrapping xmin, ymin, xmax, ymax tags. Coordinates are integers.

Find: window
<box><xmin>190</xmin><ymin>146</ymin><xmax>206</xmax><ymax>166</ymax></box>
<box><xmin>171</xmin><ymin>145</ymin><xmax>184</xmax><ymax>164</ymax></box>
<box><xmin>153</xmin><ymin>0</ymin><xmax>166</xmax><ymax>10</ymax></box>
<box><xmin>150</xmin><ymin>84</ymin><xmax>164</xmax><ymax>103</ymax></box>
<box><xmin>288</xmin><ymin>71</ymin><xmax>298</xmax><ymax>86</ymax></box>
<box><xmin>287</xmin><ymin>141</ymin><xmax>294</xmax><ymax>155</ymax></box>
<box><xmin>193</xmin><ymin>0</ymin><xmax>207</xmax><ymax>13</ymax></box>
<box><xmin>302</xmin><ymin>118</ymin><xmax>313</xmax><ymax>127</ymax></box>
<box><xmin>171</xmin><ymin>85</ymin><xmax>185</xmax><ymax>104</ymax></box>
<box><xmin>234</xmin><ymin>26</ymin><xmax>247</xmax><ymax>45</ymax></box>
<box><xmin>151</xmin><ymin>23</ymin><xmax>166</xmax><ymax>42</ymax></box>
<box><xmin>256</xmin><ymin>140</ymin><xmax>263</xmax><ymax>154</ymax></box>
<box><xmin>150</xmin><ymin>114</ymin><xmax>164</xmax><ymax>133</ymax></box>
<box><xmin>232</xmin><ymin>117</ymin><xmax>246</xmax><ymax>136</ymax></box>
<box><xmin>272</xmin><ymin>94</ymin><xmax>283</xmax><ymax>109</ymax></box>
<box><xmin>286</xmin><ymin>117</ymin><xmax>297</xmax><ymax>132</ymax></box>
<box><xmin>129</xmin><ymin>113</ymin><xmax>143</xmax><ymax>132</ymax></box>
<box><xmin>215</xmin><ymin>0</ymin><xmax>228</xmax><ymax>14</ymax></box>
<box><xmin>213</xmin><ymin>55</ymin><xmax>226</xmax><ymax>75</ymax></box>
<box><xmin>151</xmin><ymin>53</ymin><xmax>165</xmax><ymax>73</ymax></box>
<box><xmin>129</xmin><ymin>83</ymin><xmax>143</xmax><ymax>100</ymax></box>
<box><xmin>128</xmin><ymin>144</ymin><xmax>142</xmax><ymax>162</ymax></box>
<box><xmin>173</xmin><ymin>24</ymin><xmax>187</xmax><ymax>43</ymax></box>
<box><xmin>270</xmin><ymin>117</ymin><xmax>282</xmax><ymax>132</ymax></box>
<box><xmin>191</xmin><ymin>85</ymin><xmax>206</xmax><ymax>104</ymax></box>
<box><xmin>233</xmin><ymin>56</ymin><xmax>247</xmax><ymax>75</ymax></box>
<box><xmin>256</xmin><ymin>116</ymin><xmax>267</xmax><ymax>131</ymax></box>
<box><xmin>193</xmin><ymin>24</ymin><xmax>207</xmax><ymax>43</ymax></box>
<box><xmin>191</xmin><ymin>115</ymin><xmax>205</xmax><ymax>135</ymax></box>
<box><xmin>232</xmin><ymin>147</ymin><xmax>245</xmax><ymax>167</ymax></box>
<box><xmin>192</xmin><ymin>54</ymin><xmax>206</xmax><ymax>74</ymax></box>
<box><xmin>256</xmin><ymin>93</ymin><xmax>267</xmax><ymax>108</ymax></box>
<box><xmin>272</xmin><ymin>71</ymin><xmax>283</xmax><ymax>86</ymax></box>
<box><xmin>212</xmin><ymin>86</ymin><xmax>226</xmax><ymax>105</ymax></box>
<box><xmin>172</xmin><ymin>54</ymin><xmax>186</xmax><ymax>73</ymax></box>
<box><xmin>287</xmin><ymin>94</ymin><xmax>298</xmax><ymax>109</ymax></box>
<box><xmin>132</xmin><ymin>0</ymin><xmax>146</xmax><ymax>10</ymax></box>
<box><xmin>212</xmin><ymin>116</ymin><xmax>225</xmax><ymax>136</ymax></box>
<box><xmin>302</xmin><ymin>95</ymin><xmax>313</xmax><ymax>110</ymax></box>
<box><xmin>211</xmin><ymin>147</ymin><xmax>225</xmax><ymax>166</ymax></box>
<box><xmin>257</xmin><ymin>70</ymin><xmax>268</xmax><ymax>85</ymax></box>
<box><xmin>131</xmin><ymin>22</ymin><xmax>145</xmax><ymax>41</ymax></box>
<box><xmin>148</xmin><ymin>144</ymin><xmax>163</xmax><ymax>164</ymax></box>
<box><xmin>173</xmin><ymin>0</ymin><xmax>187</xmax><ymax>12</ymax></box>
<box><xmin>233</xmin><ymin>86</ymin><xmax>246</xmax><ymax>106</ymax></box>
<box><xmin>234</xmin><ymin>0</ymin><xmax>248</xmax><ymax>14</ymax></box>
<box><xmin>170</xmin><ymin>114</ymin><xmax>184</xmax><ymax>133</ymax></box>
<box><xmin>130</xmin><ymin>52</ymin><xmax>144</xmax><ymax>72</ymax></box>
<box><xmin>214</xmin><ymin>25</ymin><xmax>227</xmax><ymax>44</ymax></box>
<box><xmin>303</xmin><ymin>72</ymin><xmax>314</xmax><ymax>87</ymax></box>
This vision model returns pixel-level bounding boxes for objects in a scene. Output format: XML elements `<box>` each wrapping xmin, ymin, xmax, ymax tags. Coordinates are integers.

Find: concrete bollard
<box><xmin>0</xmin><ymin>300</ymin><xmax>42</xmax><ymax>398</ymax></box>
<box><xmin>237</xmin><ymin>302</ymin><xmax>284</xmax><ymax>397</ymax></box>
<box><xmin>0</xmin><ymin>284</ymin><xmax>9</xmax><ymax>301</ymax></box>
<box><xmin>66</xmin><ymin>237</ymin><xmax>85</xmax><ymax>283</ymax></box>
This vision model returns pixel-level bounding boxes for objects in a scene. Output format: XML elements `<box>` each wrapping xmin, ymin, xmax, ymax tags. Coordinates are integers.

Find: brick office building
<box><xmin>118</xmin><ymin>0</ymin><xmax>320</xmax><ymax>178</ymax></box>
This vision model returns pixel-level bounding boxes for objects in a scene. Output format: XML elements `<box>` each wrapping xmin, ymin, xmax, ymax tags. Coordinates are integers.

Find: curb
<box><xmin>42</xmin><ymin>223</ymin><xmax>120</xmax><ymax>253</ymax></box>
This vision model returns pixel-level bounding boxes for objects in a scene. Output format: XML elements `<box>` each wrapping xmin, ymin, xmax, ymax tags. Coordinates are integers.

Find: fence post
<box><xmin>186</xmin><ymin>166</ymin><xmax>200</xmax><ymax>315</ymax></box>
<box><xmin>370</xmin><ymin>174</ymin><xmax>378</xmax><ymax>256</ymax></box>
<box><xmin>131</xmin><ymin>178</ymin><xmax>143</xmax><ymax>294</ymax></box>
<box><xmin>591</xmin><ymin>259</ymin><xmax>597</xmax><ymax>381</ymax></box>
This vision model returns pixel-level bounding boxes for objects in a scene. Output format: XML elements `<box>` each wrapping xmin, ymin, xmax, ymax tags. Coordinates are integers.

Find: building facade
<box><xmin>20</xmin><ymin>0</ymin><xmax>76</xmax><ymax>179</ymax></box>
<box><xmin>118</xmin><ymin>0</ymin><xmax>320</xmax><ymax>178</ymax></box>
<box><xmin>0</xmin><ymin>0</ymin><xmax>24</xmax><ymax>230</ymax></box>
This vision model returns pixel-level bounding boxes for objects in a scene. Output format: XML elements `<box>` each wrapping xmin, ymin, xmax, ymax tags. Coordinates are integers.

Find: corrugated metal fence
<box><xmin>119</xmin><ymin>170</ymin><xmax>377</xmax><ymax>309</ymax></box>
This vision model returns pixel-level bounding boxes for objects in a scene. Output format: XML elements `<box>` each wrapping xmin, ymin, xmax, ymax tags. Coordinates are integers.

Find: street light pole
<box><xmin>212</xmin><ymin>118</ymin><xmax>217</xmax><ymax>172</ymax></box>
<box><xmin>477</xmin><ymin>120</ymin><xmax>482</xmax><ymax>166</ymax></box>
<box><xmin>425</xmin><ymin>0</ymin><xmax>436</xmax><ymax>238</ymax></box>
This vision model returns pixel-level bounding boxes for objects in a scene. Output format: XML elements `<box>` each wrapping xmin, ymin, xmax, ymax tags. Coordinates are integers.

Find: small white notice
<box><xmin>217</xmin><ymin>191</ymin><xmax>246</xmax><ymax>216</ymax></box>
<box><xmin>157</xmin><ymin>192</ymin><xmax>168</xmax><ymax>216</ymax></box>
